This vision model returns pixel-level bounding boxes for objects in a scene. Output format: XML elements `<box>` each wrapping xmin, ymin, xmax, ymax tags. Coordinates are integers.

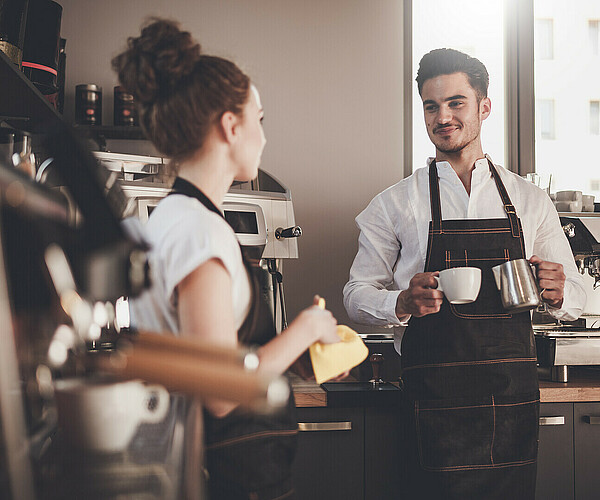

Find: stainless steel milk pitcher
<box><xmin>492</xmin><ymin>259</ymin><xmax>542</xmax><ymax>313</ymax></box>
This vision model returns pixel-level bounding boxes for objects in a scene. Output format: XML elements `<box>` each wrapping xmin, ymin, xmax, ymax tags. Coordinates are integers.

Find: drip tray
<box><xmin>321</xmin><ymin>382</ymin><xmax>401</xmax><ymax>407</ymax></box>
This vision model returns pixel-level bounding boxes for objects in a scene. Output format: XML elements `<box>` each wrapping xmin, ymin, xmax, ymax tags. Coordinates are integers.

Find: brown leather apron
<box><xmin>399</xmin><ymin>161</ymin><xmax>540</xmax><ymax>499</ymax></box>
<box><xmin>170</xmin><ymin>178</ymin><xmax>298</xmax><ymax>500</ymax></box>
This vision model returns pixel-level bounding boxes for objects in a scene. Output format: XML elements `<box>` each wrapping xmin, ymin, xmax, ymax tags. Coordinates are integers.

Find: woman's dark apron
<box><xmin>400</xmin><ymin>161</ymin><xmax>540</xmax><ymax>499</ymax></box>
<box><xmin>170</xmin><ymin>178</ymin><xmax>298</xmax><ymax>500</ymax></box>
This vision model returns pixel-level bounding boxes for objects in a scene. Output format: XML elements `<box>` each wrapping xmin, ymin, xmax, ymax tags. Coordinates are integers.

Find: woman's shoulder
<box><xmin>147</xmin><ymin>195</ymin><xmax>239</xmax><ymax>253</ymax></box>
<box><xmin>151</xmin><ymin>194</ymin><xmax>231</xmax><ymax>230</ymax></box>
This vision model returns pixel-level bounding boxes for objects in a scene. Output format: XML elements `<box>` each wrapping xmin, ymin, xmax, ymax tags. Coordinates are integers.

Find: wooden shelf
<box><xmin>0</xmin><ymin>50</ymin><xmax>63</xmax><ymax>133</ymax></box>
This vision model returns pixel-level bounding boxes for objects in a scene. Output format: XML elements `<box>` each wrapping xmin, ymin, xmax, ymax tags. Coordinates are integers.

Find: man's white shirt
<box><xmin>343</xmin><ymin>156</ymin><xmax>586</xmax><ymax>352</ymax></box>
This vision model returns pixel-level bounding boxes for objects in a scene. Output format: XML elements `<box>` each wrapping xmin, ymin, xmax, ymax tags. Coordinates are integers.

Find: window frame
<box><xmin>403</xmin><ymin>0</ymin><xmax>536</xmax><ymax>177</ymax></box>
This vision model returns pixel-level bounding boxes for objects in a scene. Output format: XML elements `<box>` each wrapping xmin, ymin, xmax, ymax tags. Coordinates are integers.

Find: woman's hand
<box><xmin>256</xmin><ymin>295</ymin><xmax>339</xmax><ymax>377</ymax></box>
<box><xmin>291</xmin><ymin>295</ymin><xmax>339</xmax><ymax>344</ymax></box>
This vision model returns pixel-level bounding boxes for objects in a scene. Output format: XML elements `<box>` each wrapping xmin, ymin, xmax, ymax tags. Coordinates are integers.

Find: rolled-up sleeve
<box><xmin>532</xmin><ymin>195</ymin><xmax>586</xmax><ymax>321</ymax></box>
<box><xmin>343</xmin><ymin>196</ymin><xmax>404</xmax><ymax>326</ymax></box>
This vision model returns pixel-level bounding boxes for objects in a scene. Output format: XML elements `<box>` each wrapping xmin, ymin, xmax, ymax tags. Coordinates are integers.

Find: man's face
<box><xmin>421</xmin><ymin>72</ymin><xmax>490</xmax><ymax>155</ymax></box>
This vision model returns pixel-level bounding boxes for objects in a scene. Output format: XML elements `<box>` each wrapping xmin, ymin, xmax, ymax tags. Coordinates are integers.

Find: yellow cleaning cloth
<box><xmin>309</xmin><ymin>299</ymin><xmax>369</xmax><ymax>384</ymax></box>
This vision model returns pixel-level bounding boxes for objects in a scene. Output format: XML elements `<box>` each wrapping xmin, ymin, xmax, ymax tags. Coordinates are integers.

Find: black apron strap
<box><xmin>428</xmin><ymin>161</ymin><xmax>442</xmax><ymax>233</ymax></box>
<box><xmin>487</xmin><ymin>159</ymin><xmax>521</xmax><ymax>238</ymax></box>
<box><xmin>429</xmin><ymin>159</ymin><xmax>521</xmax><ymax>238</ymax></box>
<box><xmin>169</xmin><ymin>177</ymin><xmax>223</xmax><ymax>218</ymax></box>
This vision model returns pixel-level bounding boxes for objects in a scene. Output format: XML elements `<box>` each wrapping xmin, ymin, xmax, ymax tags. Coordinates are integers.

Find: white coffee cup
<box><xmin>434</xmin><ymin>267</ymin><xmax>482</xmax><ymax>304</ymax></box>
<box><xmin>54</xmin><ymin>377</ymin><xmax>170</xmax><ymax>453</ymax></box>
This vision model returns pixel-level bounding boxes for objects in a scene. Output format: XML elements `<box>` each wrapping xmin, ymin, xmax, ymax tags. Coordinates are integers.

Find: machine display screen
<box><xmin>224</xmin><ymin>210</ymin><xmax>259</xmax><ymax>234</ymax></box>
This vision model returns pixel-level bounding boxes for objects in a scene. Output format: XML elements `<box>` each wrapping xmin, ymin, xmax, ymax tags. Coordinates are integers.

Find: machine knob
<box><xmin>275</xmin><ymin>226</ymin><xmax>302</xmax><ymax>240</ymax></box>
<box><xmin>562</xmin><ymin>222</ymin><xmax>576</xmax><ymax>238</ymax></box>
<box><xmin>369</xmin><ymin>353</ymin><xmax>384</xmax><ymax>386</ymax></box>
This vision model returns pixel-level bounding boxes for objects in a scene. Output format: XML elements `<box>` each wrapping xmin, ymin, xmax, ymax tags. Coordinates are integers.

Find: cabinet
<box><xmin>363</xmin><ymin>406</ymin><xmax>401</xmax><ymax>500</ymax></box>
<box><xmin>293</xmin><ymin>407</ymin><xmax>364</xmax><ymax>500</ymax></box>
<box><xmin>536</xmin><ymin>403</ymin><xmax>574</xmax><ymax>500</ymax></box>
<box><xmin>574</xmin><ymin>402</ymin><xmax>600</xmax><ymax>499</ymax></box>
<box><xmin>536</xmin><ymin>402</ymin><xmax>600</xmax><ymax>500</ymax></box>
<box><xmin>293</xmin><ymin>404</ymin><xmax>401</xmax><ymax>500</ymax></box>
<box><xmin>294</xmin><ymin>401</ymin><xmax>600</xmax><ymax>500</ymax></box>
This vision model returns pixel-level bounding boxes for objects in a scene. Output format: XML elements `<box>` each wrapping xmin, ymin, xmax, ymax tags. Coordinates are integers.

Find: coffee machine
<box><xmin>534</xmin><ymin>213</ymin><xmax>600</xmax><ymax>382</ymax></box>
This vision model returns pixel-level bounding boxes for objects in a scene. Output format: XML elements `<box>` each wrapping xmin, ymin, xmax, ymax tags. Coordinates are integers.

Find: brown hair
<box><xmin>112</xmin><ymin>18</ymin><xmax>251</xmax><ymax>164</ymax></box>
<box><xmin>416</xmin><ymin>48</ymin><xmax>489</xmax><ymax>101</ymax></box>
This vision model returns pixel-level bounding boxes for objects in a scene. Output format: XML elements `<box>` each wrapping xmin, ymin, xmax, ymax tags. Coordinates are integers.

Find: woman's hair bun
<box><xmin>112</xmin><ymin>18</ymin><xmax>201</xmax><ymax>104</ymax></box>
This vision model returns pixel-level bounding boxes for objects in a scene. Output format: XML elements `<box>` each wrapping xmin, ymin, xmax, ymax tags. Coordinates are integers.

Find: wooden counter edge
<box><xmin>293</xmin><ymin>377</ymin><xmax>600</xmax><ymax>407</ymax></box>
<box><xmin>539</xmin><ymin>380</ymin><xmax>600</xmax><ymax>403</ymax></box>
<box><xmin>290</xmin><ymin>374</ymin><xmax>327</xmax><ymax>407</ymax></box>
<box><xmin>294</xmin><ymin>390</ymin><xmax>327</xmax><ymax>407</ymax></box>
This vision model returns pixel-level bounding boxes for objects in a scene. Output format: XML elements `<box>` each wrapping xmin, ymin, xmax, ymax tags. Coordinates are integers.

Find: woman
<box><xmin>113</xmin><ymin>18</ymin><xmax>340</xmax><ymax>500</ymax></box>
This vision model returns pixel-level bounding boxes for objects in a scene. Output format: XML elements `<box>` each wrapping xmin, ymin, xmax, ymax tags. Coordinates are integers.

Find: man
<box><xmin>343</xmin><ymin>48</ymin><xmax>585</xmax><ymax>499</ymax></box>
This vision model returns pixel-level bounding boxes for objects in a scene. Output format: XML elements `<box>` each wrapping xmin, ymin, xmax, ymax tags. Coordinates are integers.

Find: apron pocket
<box><xmin>491</xmin><ymin>392</ymin><xmax>539</xmax><ymax>465</ymax></box>
<box><xmin>445</xmin><ymin>248</ymin><xmax>510</xmax><ymax>268</ymax></box>
<box><xmin>415</xmin><ymin>396</ymin><xmax>494</xmax><ymax>471</ymax></box>
<box><xmin>415</xmin><ymin>392</ymin><xmax>539</xmax><ymax>471</ymax></box>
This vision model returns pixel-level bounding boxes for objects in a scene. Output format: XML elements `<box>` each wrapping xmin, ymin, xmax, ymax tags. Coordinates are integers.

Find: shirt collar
<box><xmin>426</xmin><ymin>154</ymin><xmax>494</xmax><ymax>174</ymax></box>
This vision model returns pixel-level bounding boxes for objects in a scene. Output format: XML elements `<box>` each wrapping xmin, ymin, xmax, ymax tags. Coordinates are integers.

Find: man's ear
<box><xmin>480</xmin><ymin>97</ymin><xmax>491</xmax><ymax>121</ymax></box>
<box><xmin>219</xmin><ymin>111</ymin><xmax>239</xmax><ymax>144</ymax></box>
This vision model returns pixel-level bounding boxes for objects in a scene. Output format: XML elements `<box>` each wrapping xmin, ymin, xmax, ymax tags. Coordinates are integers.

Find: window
<box><xmin>533</xmin><ymin>0</ymin><xmax>600</xmax><ymax>199</ymax></box>
<box><xmin>535</xmin><ymin>19</ymin><xmax>554</xmax><ymax>60</ymax></box>
<box><xmin>537</xmin><ymin>99</ymin><xmax>555</xmax><ymax>140</ymax></box>
<box><xmin>411</xmin><ymin>0</ymin><xmax>505</xmax><ymax>172</ymax></box>
<box><xmin>591</xmin><ymin>100</ymin><xmax>600</xmax><ymax>135</ymax></box>
<box><xmin>405</xmin><ymin>0</ymin><xmax>600</xmax><ymax>200</ymax></box>
<box><xmin>590</xmin><ymin>20</ymin><xmax>600</xmax><ymax>55</ymax></box>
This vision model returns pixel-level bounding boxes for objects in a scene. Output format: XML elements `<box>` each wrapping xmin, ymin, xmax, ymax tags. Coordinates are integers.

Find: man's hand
<box><xmin>396</xmin><ymin>272</ymin><xmax>444</xmax><ymax>319</ymax></box>
<box><xmin>529</xmin><ymin>255</ymin><xmax>565</xmax><ymax>309</ymax></box>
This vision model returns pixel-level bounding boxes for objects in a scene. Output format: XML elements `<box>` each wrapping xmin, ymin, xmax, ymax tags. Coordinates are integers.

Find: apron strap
<box><xmin>428</xmin><ymin>159</ymin><xmax>521</xmax><ymax>238</ymax></box>
<box><xmin>487</xmin><ymin>159</ymin><xmax>521</xmax><ymax>238</ymax></box>
<box><xmin>428</xmin><ymin>161</ymin><xmax>442</xmax><ymax>233</ymax></box>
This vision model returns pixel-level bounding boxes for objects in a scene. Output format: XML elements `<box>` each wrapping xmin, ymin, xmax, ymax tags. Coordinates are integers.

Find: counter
<box><xmin>292</xmin><ymin>368</ymin><xmax>600</xmax><ymax>407</ymax></box>
<box><xmin>539</xmin><ymin>368</ymin><xmax>600</xmax><ymax>402</ymax></box>
<box><xmin>292</xmin><ymin>369</ymin><xmax>600</xmax><ymax>500</ymax></box>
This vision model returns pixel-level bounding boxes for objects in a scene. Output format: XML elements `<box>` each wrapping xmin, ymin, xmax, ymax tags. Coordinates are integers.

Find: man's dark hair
<box><xmin>416</xmin><ymin>48</ymin><xmax>489</xmax><ymax>100</ymax></box>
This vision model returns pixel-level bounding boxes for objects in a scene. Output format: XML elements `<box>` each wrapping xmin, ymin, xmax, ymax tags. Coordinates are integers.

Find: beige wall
<box><xmin>59</xmin><ymin>0</ymin><xmax>405</xmax><ymax>331</ymax></box>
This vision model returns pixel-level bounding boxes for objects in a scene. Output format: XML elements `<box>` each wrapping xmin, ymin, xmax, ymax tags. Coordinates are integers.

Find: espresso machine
<box><xmin>534</xmin><ymin>213</ymin><xmax>600</xmax><ymax>382</ymax></box>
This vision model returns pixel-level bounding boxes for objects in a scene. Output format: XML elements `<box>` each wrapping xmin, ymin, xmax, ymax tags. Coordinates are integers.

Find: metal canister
<box><xmin>0</xmin><ymin>0</ymin><xmax>29</xmax><ymax>67</ymax></box>
<box><xmin>21</xmin><ymin>0</ymin><xmax>63</xmax><ymax>97</ymax></box>
<box><xmin>75</xmin><ymin>84</ymin><xmax>102</xmax><ymax>125</ymax></box>
<box><xmin>113</xmin><ymin>85</ymin><xmax>137</xmax><ymax>126</ymax></box>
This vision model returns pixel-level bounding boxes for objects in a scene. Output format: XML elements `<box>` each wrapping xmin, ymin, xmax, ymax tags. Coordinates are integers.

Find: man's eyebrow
<box><xmin>445</xmin><ymin>94</ymin><xmax>467</xmax><ymax>101</ymax></box>
<box><xmin>423</xmin><ymin>94</ymin><xmax>468</xmax><ymax>107</ymax></box>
